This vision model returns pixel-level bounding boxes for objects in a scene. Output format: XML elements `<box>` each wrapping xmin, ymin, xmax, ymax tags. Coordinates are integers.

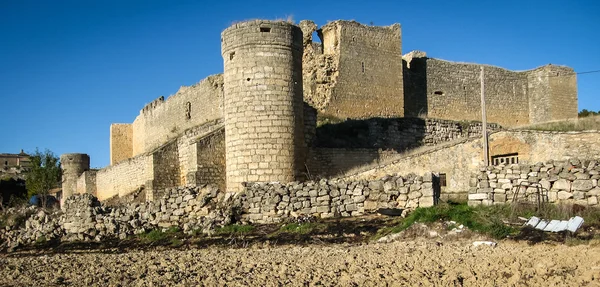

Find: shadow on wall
<box><xmin>308</xmin><ymin>117</ymin><xmax>428</xmax><ymax>178</ymax></box>
<box><xmin>403</xmin><ymin>57</ymin><xmax>428</xmax><ymax>117</ymax></box>
<box><xmin>314</xmin><ymin>117</ymin><xmax>428</xmax><ymax>150</ymax></box>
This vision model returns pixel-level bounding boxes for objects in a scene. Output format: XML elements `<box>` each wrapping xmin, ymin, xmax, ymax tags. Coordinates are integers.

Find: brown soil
<box><xmin>1</xmin><ymin>238</ymin><xmax>599</xmax><ymax>286</ymax></box>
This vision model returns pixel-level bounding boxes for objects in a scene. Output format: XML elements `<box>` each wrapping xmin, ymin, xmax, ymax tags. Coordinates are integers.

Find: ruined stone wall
<box><xmin>60</xmin><ymin>153</ymin><xmax>90</xmax><ymax>206</ymax></box>
<box><xmin>423</xmin><ymin>59</ymin><xmax>529</xmax><ymax>127</ymax></box>
<box><xmin>76</xmin><ymin>170</ymin><xmax>97</xmax><ymax>196</ymax></box>
<box><xmin>110</xmin><ymin>124</ymin><xmax>132</xmax><ymax>165</ymax></box>
<box><xmin>151</xmin><ymin>141</ymin><xmax>181</xmax><ymax>199</ymax></box>
<box><xmin>176</xmin><ymin>119</ymin><xmax>224</xmax><ymax>186</ymax></box>
<box><xmin>221</xmin><ymin>20</ymin><xmax>305</xmax><ymax>192</ymax></box>
<box><xmin>526</xmin><ymin>67</ymin><xmax>551</xmax><ymax>124</ymax></box>
<box><xmin>307</xmin><ymin>118</ymin><xmax>499</xmax><ymax>178</ymax></box>
<box><xmin>404</xmin><ymin>54</ymin><xmax>578</xmax><ymax>127</ymax></box>
<box><xmin>194</xmin><ymin>129</ymin><xmax>225</xmax><ymax>191</ymax></box>
<box><xmin>241</xmin><ymin>173</ymin><xmax>438</xmax><ymax>223</ymax></box>
<box><xmin>470</xmin><ymin>159</ymin><xmax>600</xmax><ymax>207</ymax></box>
<box><xmin>95</xmin><ymin>154</ymin><xmax>153</xmax><ymax>200</ymax></box>
<box><xmin>131</xmin><ymin>74</ymin><xmax>224</xmax><ymax>157</ymax></box>
<box><xmin>345</xmin><ymin>130</ymin><xmax>600</xmax><ymax>202</ymax></box>
<box><xmin>303</xmin><ymin>21</ymin><xmax>403</xmax><ymax>120</ymax></box>
<box><xmin>329</xmin><ymin>21</ymin><xmax>403</xmax><ymax>119</ymax></box>
<box><xmin>547</xmin><ymin>66</ymin><xmax>578</xmax><ymax>122</ymax></box>
<box><xmin>306</xmin><ymin>148</ymin><xmax>399</xmax><ymax>178</ymax></box>
<box><xmin>314</xmin><ymin>117</ymin><xmax>500</xmax><ymax>149</ymax></box>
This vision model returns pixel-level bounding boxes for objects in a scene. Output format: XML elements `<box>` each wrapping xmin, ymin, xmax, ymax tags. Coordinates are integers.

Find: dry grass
<box><xmin>519</xmin><ymin>115</ymin><xmax>600</xmax><ymax>131</ymax></box>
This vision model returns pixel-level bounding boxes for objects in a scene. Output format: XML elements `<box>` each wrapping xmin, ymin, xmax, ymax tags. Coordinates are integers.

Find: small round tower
<box><xmin>60</xmin><ymin>153</ymin><xmax>90</xmax><ymax>205</ymax></box>
<box><xmin>221</xmin><ymin>20</ymin><xmax>305</xmax><ymax>192</ymax></box>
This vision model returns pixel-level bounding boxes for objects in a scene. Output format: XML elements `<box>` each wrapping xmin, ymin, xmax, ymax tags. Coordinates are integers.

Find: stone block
<box><xmin>552</xmin><ymin>179</ymin><xmax>571</xmax><ymax>191</ymax></box>
<box><xmin>589</xmin><ymin>187</ymin><xmax>600</xmax><ymax>196</ymax></box>
<box><xmin>353</xmin><ymin>195</ymin><xmax>366</xmax><ymax>203</ymax></box>
<box><xmin>345</xmin><ymin>204</ymin><xmax>357</xmax><ymax>212</ymax></box>
<box><xmin>423</xmin><ymin>172</ymin><xmax>433</xmax><ymax>182</ymax></box>
<box><xmin>364</xmin><ymin>200</ymin><xmax>378</xmax><ymax>211</ymax></box>
<box><xmin>316</xmin><ymin>206</ymin><xmax>330</xmax><ymax>213</ymax></box>
<box><xmin>408</xmin><ymin>191</ymin><xmax>422</xmax><ymax>200</ymax></box>
<box><xmin>493</xmin><ymin>193</ymin><xmax>506</xmax><ymax>203</ymax></box>
<box><xmin>368</xmin><ymin>181</ymin><xmax>384</xmax><ymax>192</ymax></box>
<box><xmin>383</xmin><ymin>181</ymin><xmax>396</xmax><ymax>192</ymax></box>
<box><xmin>419</xmin><ymin>196</ymin><xmax>434</xmax><ymax>207</ymax></box>
<box><xmin>547</xmin><ymin>191</ymin><xmax>558</xmax><ymax>202</ymax></box>
<box><xmin>557</xmin><ymin>191</ymin><xmax>573</xmax><ymax>200</ymax></box>
<box><xmin>588</xmin><ymin>196</ymin><xmax>598</xmax><ymax>206</ymax></box>
<box><xmin>468</xmin><ymin>193</ymin><xmax>488</xmax><ymax>200</ymax></box>
<box><xmin>572</xmin><ymin>180</ymin><xmax>593</xmax><ymax>191</ymax></box>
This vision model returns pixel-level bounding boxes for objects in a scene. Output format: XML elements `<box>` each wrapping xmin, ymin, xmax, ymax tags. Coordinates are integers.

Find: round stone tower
<box><xmin>60</xmin><ymin>153</ymin><xmax>90</xmax><ymax>205</ymax></box>
<box><xmin>221</xmin><ymin>20</ymin><xmax>305</xmax><ymax>192</ymax></box>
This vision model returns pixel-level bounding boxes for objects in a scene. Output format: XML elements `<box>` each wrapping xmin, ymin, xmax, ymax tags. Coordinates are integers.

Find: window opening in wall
<box><xmin>491</xmin><ymin>153</ymin><xmax>519</xmax><ymax>166</ymax></box>
<box><xmin>4</xmin><ymin>161</ymin><xmax>7</xmax><ymax>166</ymax></box>
<box><xmin>260</xmin><ymin>27</ymin><xmax>271</xmax><ymax>33</ymax></box>
<box><xmin>229</xmin><ymin>52</ymin><xmax>235</xmax><ymax>60</ymax></box>
<box><xmin>434</xmin><ymin>91</ymin><xmax>444</xmax><ymax>95</ymax></box>
<box><xmin>185</xmin><ymin>102</ymin><xmax>191</xmax><ymax>120</ymax></box>
<box><xmin>439</xmin><ymin>173</ymin><xmax>447</xmax><ymax>187</ymax></box>
<box><xmin>361</xmin><ymin>62</ymin><xmax>365</xmax><ymax>73</ymax></box>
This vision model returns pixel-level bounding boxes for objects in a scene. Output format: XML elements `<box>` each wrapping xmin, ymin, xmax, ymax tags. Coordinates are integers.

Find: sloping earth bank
<box><xmin>1</xmin><ymin>239</ymin><xmax>599</xmax><ymax>286</ymax></box>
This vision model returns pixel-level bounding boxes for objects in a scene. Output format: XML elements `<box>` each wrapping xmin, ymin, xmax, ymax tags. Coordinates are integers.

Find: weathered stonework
<box><xmin>470</xmin><ymin>159</ymin><xmax>600</xmax><ymax>206</ymax></box>
<box><xmin>403</xmin><ymin>52</ymin><xmax>577</xmax><ymax>127</ymax></box>
<box><xmin>109</xmin><ymin>123</ymin><xmax>132</xmax><ymax>165</ymax></box>
<box><xmin>345</xmin><ymin>130</ymin><xmax>600</xmax><ymax>202</ymax></box>
<box><xmin>241</xmin><ymin>173</ymin><xmax>438</xmax><ymax>223</ymax></box>
<box><xmin>221</xmin><ymin>20</ymin><xmax>306</xmax><ymax>193</ymax></box>
<box><xmin>60</xmin><ymin>153</ymin><xmax>90</xmax><ymax>206</ymax></box>
<box><xmin>62</xmin><ymin>19</ymin><xmax>580</xmax><ymax>203</ymax></box>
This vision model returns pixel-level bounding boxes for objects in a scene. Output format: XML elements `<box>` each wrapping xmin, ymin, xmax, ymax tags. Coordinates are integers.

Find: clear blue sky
<box><xmin>1</xmin><ymin>0</ymin><xmax>599</xmax><ymax>168</ymax></box>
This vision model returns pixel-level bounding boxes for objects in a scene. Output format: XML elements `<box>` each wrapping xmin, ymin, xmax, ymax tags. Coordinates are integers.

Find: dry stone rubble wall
<box><xmin>470</xmin><ymin>158</ymin><xmax>600</xmax><ymax>206</ymax></box>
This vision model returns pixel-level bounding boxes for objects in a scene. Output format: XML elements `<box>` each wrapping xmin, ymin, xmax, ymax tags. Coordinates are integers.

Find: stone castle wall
<box><xmin>60</xmin><ymin>154</ymin><xmax>90</xmax><ymax>205</ymax></box>
<box><xmin>301</xmin><ymin>21</ymin><xmax>404</xmax><ymax>120</ymax></box>
<box><xmin>127</xmin><ymin>74</ymin><xmax>224</xmax><ymax>157</ymax></box>
<box><xmin>65</xmin><ymin>19</ymin><xmax>580</xmax><ymax>203</ymax></box>
<box><xmin>76</xmin><ymin>170</ymin><xmax>97</xmax><ymax>195</ymax></box>
<box><xmin>221</xmin><ymin>20</ymin><xmax>306</xmax><ymax>193</ymax></box>
<box><xmin>346</xmin><ymin>130</ymin><xmax>600</xmax><ymax>202</ymax></box>
<box><xmin>95</xmin><ymin>120</ymin><xmax>226</xmax><ymax>201</ymax></box>
<box><xmin>95</xmin><ymin>154</ymin><xmax>153</xmax><ymax>200</ymax></box>
<box><xmin>469</xmin><ymin>159</ymin><xmax>600</xmax><ymax>207</ymax></box>
<box><xmin>241</xmin><ymin>173</ymin><xmax>438</xmax><ymax>223</ymax></box>
<box><xmin>403</xmin><ymin>54</ymin><xmax>578</xmax><ymax>127</ymax></box>
<box><xmin>193</xmin><ymin>128</ymin><xmax>225</xmax><ymax>191</ymax></box>
<box><xmin>109</xmin><ymin>124</ymin><xmax>132</xmax><ymax>165</ymax></box>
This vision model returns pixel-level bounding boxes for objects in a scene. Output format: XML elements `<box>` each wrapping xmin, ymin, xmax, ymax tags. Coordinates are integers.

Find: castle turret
<box><xmin>60</xmin><ymin>153</ymin><xmax>90</xmax><ymax>206</ymax></box>
<box><xmin>221</xmin><ymin>20</ymin><xmax>305</xmax><ymax>192</ymax></box>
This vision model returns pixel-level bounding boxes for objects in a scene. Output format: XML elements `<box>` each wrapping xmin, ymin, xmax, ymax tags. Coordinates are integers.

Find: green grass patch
<box><xmin>138</xmin><ymin>226</ymin><xmax>184</xmax><ymax>244</ymax></box>
<box><xmin>377</xmin><ymin>202</ymin><xmax>600</xmax><ymax>241</ymax></box>
<box><xmin>214</xmin><ymin>224</ymin><xmax>255</xmax><ymax>235</ymax></box>
<box><xmin>377</xmin><ymin>203</ymin><xmax>517</xmax><ymax>240</ymax></box>
<box><xmin>277</xmin><ymin>222</ymin><xmax>327</xmax><ymax>235</ymax></box>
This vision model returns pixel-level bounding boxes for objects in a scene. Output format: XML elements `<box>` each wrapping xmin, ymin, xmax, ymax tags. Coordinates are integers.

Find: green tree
<box><xmin>579</xmin><ymin>109</ymin><xmax>600</xmax><ymax>118</ymax></box>
<box><xmin>25</xmin><ymin>149</ymin><xmax>61</xmax><ymax>206</ymax></box>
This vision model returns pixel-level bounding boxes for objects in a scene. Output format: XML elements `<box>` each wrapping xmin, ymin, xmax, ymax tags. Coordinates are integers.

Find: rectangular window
<box><xmin>492</xmin><ymin>153</ymin><xmax>519</xmax><ymax>166</ymax></box>
<box><xmin>439</xmin><ymin>173</ymin><xmax>447</xmax><ymax>187</ymax></box>
<box><xmin>260</xmin><ymin>27</ymin><xmax>271</xmax><ymax>33</ymax></box>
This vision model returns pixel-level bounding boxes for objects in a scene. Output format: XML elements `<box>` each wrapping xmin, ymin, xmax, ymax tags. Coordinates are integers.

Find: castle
<box><xmin>60</xmin><ymin>19</ymin><xmax>578</xmax><ymax>205</ymax></box>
